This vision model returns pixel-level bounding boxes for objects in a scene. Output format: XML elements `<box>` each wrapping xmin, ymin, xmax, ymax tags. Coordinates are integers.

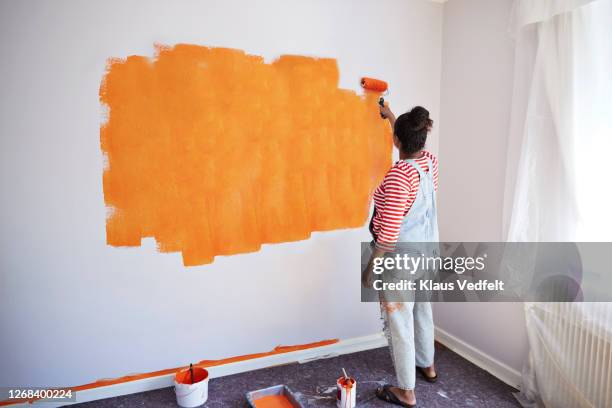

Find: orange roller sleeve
<box><xmin>360</xmin><ymin>77</ymin><xmax>388</xmax><ymax>93</ymax></box>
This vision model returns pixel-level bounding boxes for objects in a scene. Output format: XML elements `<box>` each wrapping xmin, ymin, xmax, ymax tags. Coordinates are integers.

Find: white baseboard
<box><xmin>22</xmin><ymin>333</ymin><xmax>387</xmax><ymax>407</ymax></box>
<box><xmin>10</xmin><ymin>329</ymin><xmax>520</xmax><ymax>407</ymax></box>
<box><xmin>434</xmin><ymin>327</ymin><xmax>522</xmax><ymax>390</ymax></box>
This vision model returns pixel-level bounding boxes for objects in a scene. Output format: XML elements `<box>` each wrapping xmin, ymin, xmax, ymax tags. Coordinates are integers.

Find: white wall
<box><xmin>434</xmin><ymin>0</ymin><xmax>529</xmax><ymax>373</ymax></box>
<box><xmin>0</xmin><ymin>0</ymin><xmax>443</xmax><ymax>387</ymax></box>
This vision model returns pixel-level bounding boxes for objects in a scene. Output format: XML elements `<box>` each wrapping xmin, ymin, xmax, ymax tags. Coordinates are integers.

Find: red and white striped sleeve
<box><xmin>375</xmin><ymin>164</ymin><xmax>415</xmax><ymax>251</ymax></box>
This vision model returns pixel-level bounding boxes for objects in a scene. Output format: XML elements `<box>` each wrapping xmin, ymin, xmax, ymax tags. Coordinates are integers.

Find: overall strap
<box><xmin>403</xmin><ymin>157</ymin><xmax>434</xmax><ymax>196</ymax></box>
<box><xmin>403</xmin><ymin>156</ymin><xmax>430</xmax><ymax>177</ymax></box>
<box><xmin>425</xmin><ymin>157</ymin><xmax>433</xmax><ymax>179</ymax></box>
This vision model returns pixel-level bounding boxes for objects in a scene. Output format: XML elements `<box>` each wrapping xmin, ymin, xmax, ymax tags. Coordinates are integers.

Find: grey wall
<box><xmin>434</xmin><ymin>0</ymin><xmax>529</xmax><ymax>374</ymax></box>
<box><xmin>0</xmin><ymin>0</ymin><xmax>443</xmax><ymax>388</ymax></box>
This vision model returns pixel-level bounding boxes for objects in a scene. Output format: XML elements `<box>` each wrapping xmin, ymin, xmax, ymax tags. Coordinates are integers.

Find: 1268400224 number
<box><xmin>4</xmin><ymin>387</ymin><xmax>76</xmax><ymax>402</ymax></box>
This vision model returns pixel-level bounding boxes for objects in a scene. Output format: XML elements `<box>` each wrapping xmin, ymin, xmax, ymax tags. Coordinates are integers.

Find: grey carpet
<box><xmin>70</xmin><ymin>343</ymin><xmax>520</xmax><ymax>407</ymax></box>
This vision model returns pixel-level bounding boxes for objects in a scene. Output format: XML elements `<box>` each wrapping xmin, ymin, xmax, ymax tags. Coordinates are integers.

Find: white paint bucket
<box><xmin>336</xmin><ymin>376</ymin><xmax>356</xmax><ymax>408</ymax></box>
<box><xmin>174</xmin><ymin>367</ymin><xmax>209</xmax><ymax>408</ymax></box>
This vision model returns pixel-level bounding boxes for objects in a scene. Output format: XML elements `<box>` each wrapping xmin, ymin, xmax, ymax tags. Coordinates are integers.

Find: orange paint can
<box><xmin>174</xmin><ymin>366</ymin><xmax>209</xmax><ymax>407</ymax></box>
<box><xmin>336</xmin><ymin>377</ymin><xmax>356</xmax><ymax>408</ymax></box>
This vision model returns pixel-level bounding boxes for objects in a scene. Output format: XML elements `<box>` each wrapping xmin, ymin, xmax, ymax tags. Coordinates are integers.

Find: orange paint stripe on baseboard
<box><xmin>0</xmin><ymin>339</ymin><xmax>339</xmax><ymax>406</ymax></box>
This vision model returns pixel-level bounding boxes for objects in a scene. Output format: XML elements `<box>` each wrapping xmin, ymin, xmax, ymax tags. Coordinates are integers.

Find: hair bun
<box><xmin>408</xmin><ymin>106</ymin><xmax>432</xmax><ymax>131</ymax></box>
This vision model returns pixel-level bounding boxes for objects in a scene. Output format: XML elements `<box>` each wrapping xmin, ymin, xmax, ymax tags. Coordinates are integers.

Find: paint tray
<box><xmin>246</xmin><ymin>384</ymin><xmax>304</xmax><ymax>408</ymax></box>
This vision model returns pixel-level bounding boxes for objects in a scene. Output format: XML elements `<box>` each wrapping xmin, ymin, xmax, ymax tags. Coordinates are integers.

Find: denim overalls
<box><xmin>380</xmin><ymin>156</ymin><xmax>438</xmax><ymax>391</ymax></box>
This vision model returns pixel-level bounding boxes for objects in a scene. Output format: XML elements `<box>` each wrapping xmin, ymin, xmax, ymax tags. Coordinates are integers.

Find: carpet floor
<box><xmin>71</xmin><ymin>343</ymin><xmax>520</xmax><ymax>407</ymax></box>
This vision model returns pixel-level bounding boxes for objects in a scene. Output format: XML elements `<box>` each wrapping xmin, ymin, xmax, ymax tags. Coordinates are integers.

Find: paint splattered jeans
<box><xmin>380</xmin><ymin>301</ymin><xmax>435</xmax><ymax>390</ymax></box>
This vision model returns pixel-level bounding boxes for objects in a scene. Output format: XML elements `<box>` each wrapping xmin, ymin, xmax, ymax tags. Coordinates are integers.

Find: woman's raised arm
<box><xmin>380</xmin><ymin>103</ymin><xmax>396</xmax><ymax>129</ymax></box>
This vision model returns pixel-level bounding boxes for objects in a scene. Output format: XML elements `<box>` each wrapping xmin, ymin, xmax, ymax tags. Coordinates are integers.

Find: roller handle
<box><xmin>379</xmin><ymin>97</ymin><xmax>386</xmax><ymax>119</ymax></box>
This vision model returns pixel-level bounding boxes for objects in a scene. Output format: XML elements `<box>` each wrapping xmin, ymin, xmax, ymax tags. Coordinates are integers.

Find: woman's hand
<box><xmin>362</xmin><ymin>262</ymin><xmax>374</xmax><ymax>288</ymax></box>
<box><xmin>379</xmin><ymin>103</ymin><xmax>396</xmax><ymax>127</ymax></box>
<box><xmin>362</xmin><ymin>248</ymin><xmax>386</xmax><ymax>288</ymax></box>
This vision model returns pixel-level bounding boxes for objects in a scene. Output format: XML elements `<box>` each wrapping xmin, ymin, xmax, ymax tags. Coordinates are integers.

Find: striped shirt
<box><xmin>370</xmin><ymin>150</ymin><xmax>439</xmax><ymax>251</ymax></box>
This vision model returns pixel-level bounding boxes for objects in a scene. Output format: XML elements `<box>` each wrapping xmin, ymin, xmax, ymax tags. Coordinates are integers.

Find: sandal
<box><xmin>417</xmin><ymin>366</ymin><xmax>438</xmax><ymax>383</ymax></box>
<box><xmin>375</xmin><ymin>384</ymin><xmax>416</xmax><ymax>408</ymax></box>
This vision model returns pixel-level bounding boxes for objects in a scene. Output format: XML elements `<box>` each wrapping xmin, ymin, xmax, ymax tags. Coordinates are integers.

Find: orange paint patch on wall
<box><xmin>100</xmin><ymin>44</ymin><xmax>392</xmax><ymax>266</ymax></box>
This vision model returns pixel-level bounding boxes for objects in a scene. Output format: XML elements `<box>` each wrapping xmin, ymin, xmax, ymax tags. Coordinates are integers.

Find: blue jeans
<box><xmin>380</xmin><ymin>301</ymin><xmax>435</xmax><ymax>390</ymax></box>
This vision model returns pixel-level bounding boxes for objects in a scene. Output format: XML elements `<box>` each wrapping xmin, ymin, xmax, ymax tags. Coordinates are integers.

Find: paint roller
<box><xmin>360</xmin><ymin>77</ymin><xmax>389</xmax><ymax>118</ymax></box>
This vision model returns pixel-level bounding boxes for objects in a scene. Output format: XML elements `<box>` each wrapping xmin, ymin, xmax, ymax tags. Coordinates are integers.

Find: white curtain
<box><xmin>505</xmin><ymin>0</ymin><xmax>612</xmax><ymax>406</ymax></box>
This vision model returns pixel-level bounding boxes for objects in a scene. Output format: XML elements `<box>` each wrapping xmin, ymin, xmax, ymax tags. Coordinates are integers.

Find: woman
<box><xmin>362</xmin><ymin>103</ymin><xmax>439</xmax><ymax>407</ymax></box>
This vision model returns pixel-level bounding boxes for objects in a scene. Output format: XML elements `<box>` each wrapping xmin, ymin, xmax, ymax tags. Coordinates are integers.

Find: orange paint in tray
<box><xmin>246</xmin><ymin>384</ymin><xmax>303</xmax><ymax>408</ymax></box>
<box><xmin>253</xmin><ymin>394</ymin><xmax>295</xmax><ymax>408</ymax></box>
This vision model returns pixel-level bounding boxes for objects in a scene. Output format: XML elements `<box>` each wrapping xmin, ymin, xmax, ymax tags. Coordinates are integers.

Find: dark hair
<box><xmin>393</xmin><ymin>106</ymin><xmax>433</xmax><ymax>155</ymax></box>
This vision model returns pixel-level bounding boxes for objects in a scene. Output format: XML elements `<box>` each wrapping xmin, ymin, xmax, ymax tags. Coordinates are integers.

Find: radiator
<box><xmin>521</xmin><ymin>302</ymin><xmax>612</xmax><ymax>407</ymax></box>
